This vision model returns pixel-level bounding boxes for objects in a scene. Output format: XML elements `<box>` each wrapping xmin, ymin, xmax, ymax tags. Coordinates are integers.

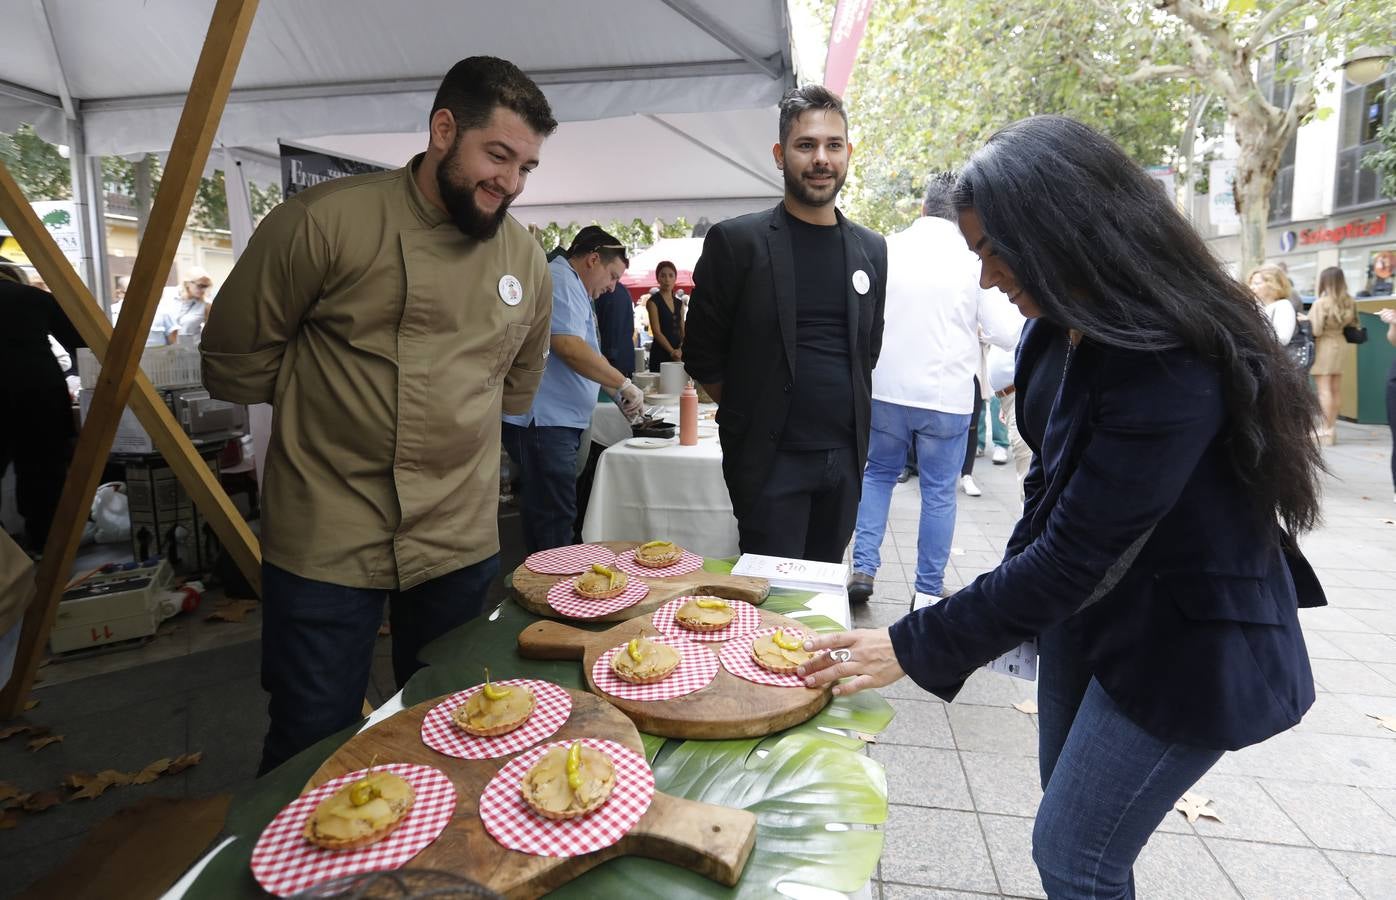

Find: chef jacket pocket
<box><xmin>1165</xmin><ymin>573</ymin><xmax>1283</xmax><ymax>626</ymax></box>
<box><xmin>488</xmin><ymin>323</ymin><xmax>532</xmax><ymax>387</ymax></box>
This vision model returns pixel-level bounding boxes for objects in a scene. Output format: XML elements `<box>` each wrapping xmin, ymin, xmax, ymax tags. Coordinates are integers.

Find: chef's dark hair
<box><xmin>567</xmin><ymin>226</ymin><xmax>629</xmax><ymax>267</ymax></box>
<box><xmin>432</xmin><ymin>56</ymin><xmax>557</xmax><ymax>137</ymax></box>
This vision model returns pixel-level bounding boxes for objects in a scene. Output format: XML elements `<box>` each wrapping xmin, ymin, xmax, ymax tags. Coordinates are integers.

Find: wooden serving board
<box><xmin>303</xmin><ymin>689</ymin><xmax>756</xmax><ymax>900</ymax></box>
<box><xmin>511</xmin><ymin>540</ymin><xmax>769</xmax><ymax>623</ymax></box>
<box><xmin>517</xmin><ymin>609</ymin><xmax>830</xmax><ymax>739</ymax></box>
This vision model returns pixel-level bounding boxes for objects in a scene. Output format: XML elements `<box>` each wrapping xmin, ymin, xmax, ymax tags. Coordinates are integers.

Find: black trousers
<box><xmin>1</xmin><ymin>382</ymin><xmax>74</xmax><ymax>552</ymax></box>
<box><xmin>736</xmin><ymin>446</ymin><xmax>860</xmax><ymax>563</ymax></box>
<box><xmin>962</xmin><ymin>376</ymin><xmax>982</xmax><ymax>477</ymax></box>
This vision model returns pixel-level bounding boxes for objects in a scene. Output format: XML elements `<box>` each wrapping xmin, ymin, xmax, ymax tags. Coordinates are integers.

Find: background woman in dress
<box><xmin>1308</xmin><ymin>266</ymin><xmax>1359</xmax><ymax>445</ymax></box>
<box><xmin>646</xmin><ymin>260</ymin><xmax>685</xmax><ymax>372</ymax></box>
<box><xmin>798</xmin><ymin>116</ymin><xmax>1325</xmax><ymax>900</ymax></box>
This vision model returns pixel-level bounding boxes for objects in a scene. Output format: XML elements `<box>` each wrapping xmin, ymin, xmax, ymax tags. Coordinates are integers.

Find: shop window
<box><xmin>1335</xmin><ymin>70</ymin><xmax>1394</xmax><ymax>211</ymax></box>
<box><xmin>1340</xmin><ymin>245</ymin><xmax>1396</xmax><ymax>298</ymax></box>
<box><xmin>1281</xmin><ymin>254</ymin><xmax>1317</xmax><ymax>301</ymax></box>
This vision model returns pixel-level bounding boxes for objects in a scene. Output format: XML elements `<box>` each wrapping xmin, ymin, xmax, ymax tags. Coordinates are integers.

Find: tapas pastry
<box><xmin>521</xmin><ymin>741</ymin><xmax>616</xmax><ymax>820</ymax></box>
<box><xmin>610</xmin><ymin>634</ymin><xmax>681</xmax><ymax>684</ymax></box>
<box><xmin>751</xmin><ymin>628</ymin><xmax>814</xmax><ymax>675</ymax></box>
<box><xmin>303</xmin><ymin>770</ymin><xmax>415</xmax><ymax>850</ymax></box>
<box><xmin>573</xmin><ymin>563</ymin><xmax>628</xmax><ymax>599</ymax></box>
<box><xmin>674</xmin><ymin>596</ymin><xmax>735</xmax><ymax>633</ymax></box>
<box><xmin>633</xmin><ymin>540</ymin><xmax>683</xmax><ymax>568</ymax></box>
<box><xmin>451</xmin><ymin>670</ymin><xmax>535</xmax><ymax>737</ymax></box>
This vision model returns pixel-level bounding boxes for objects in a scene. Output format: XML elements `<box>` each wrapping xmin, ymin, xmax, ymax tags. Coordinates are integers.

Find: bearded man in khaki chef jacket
<box><xmin>201</xmin><ymin>57</ymin><xmax>558</xmax><ymax>774</ymax></box>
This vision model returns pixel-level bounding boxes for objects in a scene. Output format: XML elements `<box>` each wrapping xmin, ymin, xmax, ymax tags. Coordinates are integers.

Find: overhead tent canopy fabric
<box><xmin>0</xmin><ymin>0</ymin><xmax>793</xmax><ymax>224</ymax></box>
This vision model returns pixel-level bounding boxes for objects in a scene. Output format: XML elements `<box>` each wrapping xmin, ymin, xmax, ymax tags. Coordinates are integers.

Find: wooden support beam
<box><xmin>0</xmin><ymin>0</ymin><xmax>260</xmax><ymax>719</ymax></box>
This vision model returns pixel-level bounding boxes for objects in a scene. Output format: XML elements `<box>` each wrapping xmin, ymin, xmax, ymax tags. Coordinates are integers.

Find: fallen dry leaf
<box><xmin>1174</xmin><ymin>791</ymin><xmax>1222</xmax><ymax>824</ymax></box>
<box><xmin>166</xmin><ymin>751</ymin><xmax>204</xmax><ymax>775</ymax></box>
<box><xmin>67</xmin><ymin>769</ymin><xmax>132</xmax><ymax>801</ymax></box>
<box><xmin>1367</xmin><ymin>713</ymin><xmax>1396</xmax><ymax>734</ymax></box>
<box><xmin>855</xmin><ymin>731</ymin><xmax>879</xmax><ymax>743</ymax></box>
<box><xmin>156</xmin><ymin>623</ymin><xmax>181</xmax><ymax>638</ymax></box>
<box><xmin>0</xmin><ymin>782</ymin><xmax>21</xmax><ymax>804</ymax></box>
<box><xmin>27</xmin><ymin>734</ymin><xmax>63</xmax><ymax>752</ymax></box>
<box><xmin>0</xmin><ymin>724</ymin><xmax>35</xmax><ymax>741</ymax></box>
<box><xmin>0</xmin><ymin>811</ymin><xmax>19</xmax><ymax>830</ymax></box>
<box><xmin>206</xmin><ymin>599</ymin><xmax>259</xmax><ymax>624</ymax></box>
<box><xmin>24</xmin><ymin>698</ymin><xmax>39</xmax><ymax>711</ymax></box>
<box><xmin>1013</xmin><ymin>700</ymin><xmax>1039</xmax><ymax>715</ymax></box>
<box><xmin>129</xmin><ymin>758</ymin><xmax>172</xmax><ymax>785</ymax></box>
<box><xmin>20</xmin><ymin>791</ymin><xmax>62</xmax><ymax>813</ymax></box>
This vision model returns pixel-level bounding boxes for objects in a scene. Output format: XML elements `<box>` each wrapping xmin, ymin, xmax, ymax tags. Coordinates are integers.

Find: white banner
<box><xmin>1208</xmin><ymin>159</ymin><xmax>1239</xmax><ymax>232</ymax></box>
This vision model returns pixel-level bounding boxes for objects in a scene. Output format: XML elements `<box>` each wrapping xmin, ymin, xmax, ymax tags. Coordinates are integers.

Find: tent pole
<box><xmin>0</xmin><ymin>0</ymin><xmax>261</xmax><ymax>720</ymax></box>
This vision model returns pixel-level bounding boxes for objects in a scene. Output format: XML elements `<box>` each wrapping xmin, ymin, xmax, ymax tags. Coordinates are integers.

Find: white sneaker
<box><xmin>911</xmin><ymin>591</ymin><xmax>941</xmax><ymax>612</ymax></box>
<box><xmin>992</xmin><ymin>446</ymin><xmax>1009</xmax><ymax>465</ymax></box>
<box><xmin>960</xmin><ymin>475</ymin><xmax>982</xmax><ymax>497</ymax></box>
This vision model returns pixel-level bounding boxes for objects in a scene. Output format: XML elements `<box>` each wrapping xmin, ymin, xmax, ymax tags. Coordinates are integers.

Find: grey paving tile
<box><xmin>1310</xmin><ymin>658</ymin><xmax>1396</xmax><ymax>695</ymax></box>
<box><xmin>1205</xmin><ymin>837</ymin><xmax>1361</xmax><ymax>899</ymax></box>
<box><xmin>1305</xmin><ymin>631</ymin><xmax>1357</xmax><ymax>660</ymax></box>
<box><xmin>1322</xmin><ymin>631</ymin><xmax>1396</xmax><ymax>664</ymax></box>
<box><xmin>1340</xmin><ymin>569</ymin><xmax>1396</xmax><ymax>590</ymax></box>
<box><xmin>952</xmin><ymin>669</ymin><xmax>1038</xmax><ymax>709</ymax></box>
<box><xmin>880</xmin><ymin>884</ymin><xmax>999</xmax><ymax>900</ymax></box>
<box><xmin>1370</xmin><ymin>661</ymin><xmax>1396</xmax><ymax>686</ymax></box>
<box><xmin>978</xmin><ymin>814</ymin><xmax>1045</xmax><ymax>899</ymax></box>
<box><xmin>1347</xmin><ymin>608</ymin><xmax>1396</xmax><ymax>634</ymax></box>
<box><xmin>878</xmin><ymin>697</ymin><xmax>956</xmax><ymax>750</ymax></box>
<box><xmin>1185</xmin><ymin>773</ymin><xmax>1310</xmax><ymax>846</ymax></box>
<box><xmin>880</xmin><ymin>673</ymin><xmax>944</xmax><ymax>702</ymax></box>
<box><xmin>1260</xmin><ymin>781</ymin><xmax>1396</xmax><ymax>854</ymax></box>
<box><xmin>1302</xmin><ymin>606</ymin><xmax>1379</xmax><ymax>632</ymax></box>
<box><xmin>1364</xmin><ymin>787</ymin><xmax>1396</xmax><ymax>820</ymax></box>
<box><xmin>1296</xmin><ymin>693</ymin><xmax>1396</xmax><ymax>739</ymax></box>
<box><xmin>961</xmin><ymin>751</ymin><xmax>1043</xmax><ymax>817</ymax></box>
<box><xmin>869</xmin><ymin>744</ymin><xmax>973</xmax><ymax>810</ymax></box>
<box><xmin>948</xmin><ymin>704</ymin><xmax>1038</xmax><ymax>756</ymax></box>
<box><xmin>1133</xmin><ymin>832</ymin><xmax>1241</xmax><ymax>899</ymax></box>
<box><xmin>1324</xmin><ymin>851</ymin><xmax>1396</xmax><ymax>900</ymax></box>
<box><xmin>879</xmin><ymin>805</ymin><xmax>1000</xmax><ymax>893</ymax></box>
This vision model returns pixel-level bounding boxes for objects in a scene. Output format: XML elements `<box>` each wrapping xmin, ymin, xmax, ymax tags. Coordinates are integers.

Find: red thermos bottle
<box><xmin>679</xmin><ymin>381</ymin><xmax>698</xmax><ymax>446</ymax></box>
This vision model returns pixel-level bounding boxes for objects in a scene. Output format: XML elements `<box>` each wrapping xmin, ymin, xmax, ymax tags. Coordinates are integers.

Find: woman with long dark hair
<box><xmin>799</xmin><ymin>116</ymin><xmax>1325</xmax><ymax>898</ymax></box>
<box><xmin>646</xmin><ymin>260</ymin><xmax>685</xmax><ymax>372</ymax></box>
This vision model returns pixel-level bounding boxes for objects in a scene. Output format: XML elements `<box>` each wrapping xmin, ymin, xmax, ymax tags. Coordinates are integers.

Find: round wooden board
<box><xmin>511</xmin><ymin>541</ymin><xmax>770</xmax><ymax>624</ymax></box>
<box><xmin>299</xmin><ymin>689</ymin><xmax>755</xmax><ymax>899</ymax></box>
<box><xmin>517</xmin><ymin>609</ymin><xmax>830</xmax><ymax>740</ymax></box>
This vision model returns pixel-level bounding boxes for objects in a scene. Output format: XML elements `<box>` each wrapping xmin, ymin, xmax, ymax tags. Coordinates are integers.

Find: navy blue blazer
<box><xmin>888</xmin><ymin>317</ymin><xmax>1321</xmax><ymax>750</ymax></box>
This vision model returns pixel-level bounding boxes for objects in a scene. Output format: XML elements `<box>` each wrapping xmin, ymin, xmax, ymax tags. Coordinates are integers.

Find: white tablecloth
<box><xmin>580</xmin><ymin>404</ymin><xmax>739</xmax><ymax>558</ymax></box>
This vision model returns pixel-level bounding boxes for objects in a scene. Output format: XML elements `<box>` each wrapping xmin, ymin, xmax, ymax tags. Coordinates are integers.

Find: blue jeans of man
<box><xmin>258</xmin><ymin>555</ymin><xmax>499</xmax><ymax>774</ymax></box>
<box><xmin>502</xmin><ymin>422</ymin><xmax>584</xmax><ymax>554</ymax></box>
<box><xmin>851</xmin><ymin>399</ymin><xmax>971</xmax><ymax>596</ymax></box>
<box><xmin>1033</xmin><ymin>625</ymin><xmax>1223</xmax><ymax>898</ymax></box>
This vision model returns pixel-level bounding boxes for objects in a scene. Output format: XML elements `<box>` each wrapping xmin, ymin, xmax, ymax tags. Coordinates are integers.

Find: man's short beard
<box><xmin>783</xmin><ymin>165</ymin><xmax>845</xmax><ymax>209</ymax></box>
<box><xmin>437</xmin><ymin>146</ymin><xmax>512</xmax><ymax>241</ymax></box>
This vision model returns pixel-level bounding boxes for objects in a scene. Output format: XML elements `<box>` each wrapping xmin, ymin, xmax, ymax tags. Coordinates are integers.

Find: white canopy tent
<box><xmin>0</xmin><ymin>0</ymin><xmax>796</xmax><ymax>287</ymax></box>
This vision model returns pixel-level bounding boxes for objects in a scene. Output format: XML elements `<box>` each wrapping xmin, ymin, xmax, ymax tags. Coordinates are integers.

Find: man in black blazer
<box><xmin>684</xmin><ymin>85</ymin><xmax>887</xmax><ymax>562</ymax></box>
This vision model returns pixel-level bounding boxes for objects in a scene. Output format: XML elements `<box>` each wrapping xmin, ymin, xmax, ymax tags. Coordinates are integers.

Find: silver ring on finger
<box><xmin>829</xmin><ymin>648</ymin><xmax>853</xmax><ymax>664</ymax></box>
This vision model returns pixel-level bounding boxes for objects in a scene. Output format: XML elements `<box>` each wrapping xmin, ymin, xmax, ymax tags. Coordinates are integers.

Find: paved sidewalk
<box><xmin>849</xmin><ymin>421</ymin><xmax>1396</xmax><ymax>899</ymax></box>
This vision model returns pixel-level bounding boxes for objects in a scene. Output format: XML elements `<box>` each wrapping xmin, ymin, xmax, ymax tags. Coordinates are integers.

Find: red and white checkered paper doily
<box><xmin>591</xmin><ymin>635</ymin><xmax>717</xmax><ymax>701</ymax></box>
<box><xmin>524</xmin><ymin>544</ymin><xmax>617</xmax><ymax>575</ymax></box>
<box><xmin>545</xmin><ymin>576</ymin><xmax>650</xmax><ymax>618</ymax></box>
<box><xmin>650</xmin><ymin>596</ymin><xmax>763</xmax><ymax>643</ymax></box>
<box><xmin>420</xmin><ymin>679</ymin><xmax>572</xmax><ymax>760</ymax></box>
<box><xmin>719</xmin><ymin>625</ymin><xmax>815</xmax><ymax>688</ymax></box>
<box><xmin>250</xmin><ymin>763</ymin><xmax>457</xmax><ymax>898</ymax></box>
<box><xmin>612</xmin><ymin>548</ymin><xmax>704</xmax><ymax>579</ymax></box>
<box><xmin>479</xmin><ymin>738</ymin><xmax>654</xmax><ymax>857</ymax></box>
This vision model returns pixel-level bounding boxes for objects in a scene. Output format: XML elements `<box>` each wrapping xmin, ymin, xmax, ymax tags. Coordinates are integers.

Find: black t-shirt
<box><xmin>780</xmin><ymin>215</ymin><xmax>854</xmax><ymax>450</ymax></box>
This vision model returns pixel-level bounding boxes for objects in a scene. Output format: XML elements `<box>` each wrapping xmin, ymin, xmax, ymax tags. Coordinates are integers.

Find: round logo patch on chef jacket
<box><xmin>498</xmin><ymin>274</ymin><xmax>524</xmax><ymax>306</ymax></box>
<box><xmin>852</xmin><ymin>269</ymin><xmax>870</xmax><ymax>295</ymax></box>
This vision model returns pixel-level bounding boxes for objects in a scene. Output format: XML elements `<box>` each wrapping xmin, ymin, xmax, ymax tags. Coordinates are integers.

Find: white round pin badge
<box><xmin>498</xmin><ymin>274</ymin><xmax>524</xmax><ymax>306</ymax></box>
<box><xmin>852</xmin><ymin>269</ymin><xmax>870</xmax><ymax>295</ymax></box>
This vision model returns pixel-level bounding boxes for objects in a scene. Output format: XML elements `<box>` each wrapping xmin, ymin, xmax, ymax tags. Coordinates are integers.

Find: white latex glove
<box><xmin>616</xmin><ymin>379</ymin><xmax>645</xmax><ymax>420</ymax></box>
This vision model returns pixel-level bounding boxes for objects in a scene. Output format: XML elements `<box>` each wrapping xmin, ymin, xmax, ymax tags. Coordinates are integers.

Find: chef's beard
<box><xmin>437</xmin><ymin>147</ymin><xmax>513</xmax><ymax>241</ymax></box>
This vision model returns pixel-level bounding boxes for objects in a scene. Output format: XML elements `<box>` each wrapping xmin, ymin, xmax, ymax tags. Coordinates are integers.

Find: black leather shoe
<box><xmin>896</xmin><ymin>467</ymin><xmax>914</xmax><ymax>484</ymax></box>
<box><xmin>846</xmin><ymin>571</ymin><xmax>874</xmax><ymax>604</ymax></box>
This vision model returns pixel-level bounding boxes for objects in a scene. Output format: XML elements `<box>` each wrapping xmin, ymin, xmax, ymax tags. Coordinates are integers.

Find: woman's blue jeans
<box><xmin>1033</xmin><ymin>626</ymin><xmax>1224</xmax><ymax>899</ymax></box>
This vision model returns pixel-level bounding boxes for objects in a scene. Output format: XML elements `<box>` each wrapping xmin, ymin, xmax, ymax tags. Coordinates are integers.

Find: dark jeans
<box><xmin>1387</xmin><ymin>360</ymin><xmax>1396</xmax><ymax>493</ymax></box>
<box><xmin>962</xmin><ymin>376</ymin><xmax>982</xmax><ymax>477</ymax></box>
<box><xmin>502</xmin><ymin>422</ymin><xmax>584</xmax><ymax>554</ymax></box>
<box><xmin>737</xmin><ymin>446</ymin><xmax>860</xmax><ymax>563</ymax></box>
<box><xmin>258</xmin><ymin>555</ymin><xmax>499</xmax><ymax>774</ymax></box>
<box><xmin>1033</xmin><ymin>626</ymin><xmax>1223</xmax><ymax>898</ymax></box>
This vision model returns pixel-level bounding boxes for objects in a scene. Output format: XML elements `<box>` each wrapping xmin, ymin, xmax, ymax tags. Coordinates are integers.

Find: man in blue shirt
<box><xmin>503</xmin><ymin>227</ymin><xmax>642</xmax><ymax>551</ymax></box>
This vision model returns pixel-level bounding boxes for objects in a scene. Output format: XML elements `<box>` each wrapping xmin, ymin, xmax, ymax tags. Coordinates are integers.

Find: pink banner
<box><xmin>823</xmin><ymin>0</ymin><xmax>875</xmax><ymax>97</ymax></box>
